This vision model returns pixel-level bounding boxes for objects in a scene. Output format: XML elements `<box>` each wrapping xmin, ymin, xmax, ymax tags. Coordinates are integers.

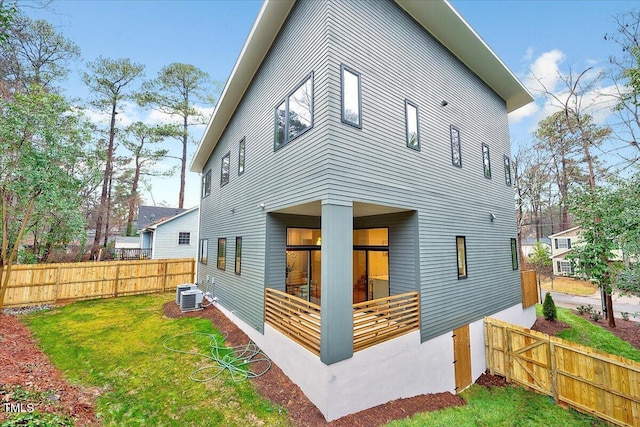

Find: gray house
<box><xmin>191</xmin><ymin>0</ymin><xmax>534</xmax><ymax>420</ymax></box>
<box><xmin>139</xmin><ymin>207</ymin><xmax>198</xmax><ymax>259</ymax></box>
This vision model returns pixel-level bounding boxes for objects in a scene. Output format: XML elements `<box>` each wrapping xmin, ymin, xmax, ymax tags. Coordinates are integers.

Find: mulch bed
<box><xmin>0</xmin><ymin>314</ymin><xmax>99</xmax><ymax>426</ymax></box>
<box><xmin>9</xmin><ymin>300</ymin><xmax>638</xmax><ymax>427</ymax></box>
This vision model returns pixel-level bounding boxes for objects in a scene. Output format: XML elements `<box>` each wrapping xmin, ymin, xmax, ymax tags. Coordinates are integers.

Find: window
<box><xmin>202</xmin><ymin>169</ymin><xmax>211</xmax><ymax>198</ymax></box>
<box><xmin>217</xmin><ymin>238</ymin><xmax>226</xmax><ymax>270</ymax></box>
<box><xmin>287</xmin><ymin>228</ymin><xmax>322</xmax><ymax>246</ymax></box>
<box><xmin>178</xmin><ymin>232</ymin><xmax>190</xmax><ymax>245</ymax></box>
<box><xmin>238</xmin><ymin>138</ymin><xmax>245</xmax><ymax>175</ymax></box>
<box><xmin>341</xmin><ymin>65</ymin><xmax>361</xmax><ymax>127</ymax></box>
<box><xmin>199</xmin><ymin>239</ymin><xmax>208</xmax><ymax>264</ymax></box>
<box><xmin>220</xmin><ymin>152</ymin><xmax>230</xmax><ymax>187</ymax></box>
<box><xmin>511</xmin><ymin>238</ymin><xmax>518</xmax><ymax>270</ymax></box>
<box><xmin>558</xmin><ymin>260</ymin><xmax>573</xmax><ymax>275</ymax></box>
<box><xmin>482</xmin><ymin>143</ymin><xmax>491</xmax><ymax>178</ymax></box>
<box><xmin>456</xmin><ymin>236</ymin><xmax>467</xmax><ymax>279</ymax></box>
<box><xmin>450</xmin><ymin>125</ymin><xmax>462</xmax><ymax>167</ymax></box>
<box><xmin>504</xmin><ymin>155</ymin><xmax>512</xmax><ymax>186</ymax></box>
<box><xmin>235</xmin><ymin>237</ymin><xmax>242</xmax><ymax>275</ymax></box>
<box><xmin>274</xmin><ymin>73</ymin><xmax>314</xmax><ymax>150</ymax></box>
<box><xmin>405</xmin><ymin>100</ymin><xmax>420</xmax><ymax>150</ymax></box>
<box><xmin>555</xmin><ymin>238</ymin><xmax>571</xmax><ymax>250</ymax></box>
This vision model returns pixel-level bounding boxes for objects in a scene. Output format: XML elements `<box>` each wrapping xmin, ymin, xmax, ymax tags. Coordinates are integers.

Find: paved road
<box><xmin>545</xmin><ymin>289</ymin><xmax>640</xmax><ymax>321</ymax></box>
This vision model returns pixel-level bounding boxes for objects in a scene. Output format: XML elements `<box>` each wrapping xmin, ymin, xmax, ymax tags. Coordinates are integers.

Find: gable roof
<box><xmin>144</xmin><ymin>207</ymin><xmax>199</xmax><ymax>231</ymax></box>
<box><xmin>137</xmin><ymin>205</ymin><xmax>188</xmax><ymax>230</ymax></box>
<box><xmin>549</xmin><ymin>226</ymin><xmax>581</xmax><ymax>239</ymax></box>
<box><xmin>190</xmin><ymin>0</ymin><xmax>534</xmax><ymax>173</ymax></box>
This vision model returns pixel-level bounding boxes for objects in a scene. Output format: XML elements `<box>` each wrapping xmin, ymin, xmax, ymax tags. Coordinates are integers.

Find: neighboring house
<box><xmin>190</xmin><ymin>0</ymin><xmax>534</xmax><ymax>421</ymax></box>
<box><xmin>549</xmin><ymin>227</ymin><xmax>623</xmax><ymax>276</ymax></box>
<box><xmin>549</xmin><ymin>227</ymin><xmax>580</xmax><ymax>276</ymax></box>
<box><xmin>114</xmin><ymin>236</ymin><xmax>140</xmax><ymax>249</ymax></box>
<box><xmin>521</xmin><ymin>237</ymin><xmax>551</xmax><ymax>259</ymax></box>
<box><xmin>137</xmin><ymin>205</ymin><xmax>187</xmax><ymax>231</ymax></box>
<box><xmin>140</xmin><ymin>207</ymin><xmax>199</xmax><ymax>259</ymax></box>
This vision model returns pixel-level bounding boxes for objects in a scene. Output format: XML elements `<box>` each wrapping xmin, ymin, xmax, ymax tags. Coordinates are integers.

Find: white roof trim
<box><xmin>190</xmin><ymin>0</ymin><xmax>533</xmax><ymax>173</ymax></box>
<box><xmin>549</xmin><ymin>226</ymin><xmax>581</xmax><ymax>239</ymax></box>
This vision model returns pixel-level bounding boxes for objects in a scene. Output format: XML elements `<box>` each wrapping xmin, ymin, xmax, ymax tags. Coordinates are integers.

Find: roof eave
<box><xmin>395</xmin><ymin>0</ymin><xmax>533</xmax><ymax>113</ymax></box>
<box><xmin>190</xmin><ymin>0</ymin><xmax>296</xmax><ymax>173</ymax></box>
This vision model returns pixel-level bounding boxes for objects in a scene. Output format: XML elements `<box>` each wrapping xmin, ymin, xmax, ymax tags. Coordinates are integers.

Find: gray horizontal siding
<box><xmin>197</xmin><ymin>0</ymin><xmax>522</xmax><ymax>341</ymax></box>
<box><xmin>153</xmin><ymin>211</ymin><xmax>198</xmax><ymax>259</ymax></box>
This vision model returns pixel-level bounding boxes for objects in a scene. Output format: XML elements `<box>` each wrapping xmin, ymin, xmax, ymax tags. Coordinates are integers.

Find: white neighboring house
<box><xmin>140</xmin><ymin>207</ymin><xmax>199</xmax><ymax>259</ymax></box>
<box><xmin>549</xmin><ymin>226</ymin><xmax>623</xmax><ymax>276</ymax></box>
<box><xmin>521</xmin><ymin>237</ymin><xmax>551</xmax><ymax>259</ymax></box>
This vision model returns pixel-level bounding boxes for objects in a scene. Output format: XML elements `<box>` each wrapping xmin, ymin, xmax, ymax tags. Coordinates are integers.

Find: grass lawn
<box><xmin>21</xmin><ymin>294</ymin><xmax>291</xmax><ymax>427</ymax></box>
<box><xmin>19</xmin><ymin>294</ymin><xmax>616</xmax><ymax>427</ymax></box>
<box><xmin>535</xmin><ymin>305</ymin><xmax>640</xmax><ymax>362</ymax></box>
<box><xmin>540</xmin><ymin>276</ymin><xmax>598</xmax><ymax>296</ymax></box>
<box><xmin>387</xmin><ymin>384</ymin><xmax>608</xmax><ymax>427</ymax></box>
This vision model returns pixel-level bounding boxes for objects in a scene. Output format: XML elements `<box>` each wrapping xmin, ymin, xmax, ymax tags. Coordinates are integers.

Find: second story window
<box><xmin>405</xmin><ymin>100</ymin><xmax>419</xmax><ymax>150</ymax></box>
<box><xmin>220</xmin><ymin>152</ymin><xmax>230</xmax><ymax>187</ymax></box>
<box><xmin>341</xmin><ymin>65</ymin><xmax>361</xmax><ymax>128</ymax></box>
<box><xmin>504</xmin><ymin>155</ymin><xmax>512</xmax><ymax>186</ymax></box>
<box><xmin>202</xmin><ymin>169</ymin><xmax>211</xmax><ymax>198</ymax></box>
<box><xmin>555</xmin><ymin>238</ymin><xmax>571</xmax><ymax>250</ymax></box>
<box><xmin>238</xmin><ymin>138</ymin><xmax>245</xmax><ymax>175</ymax></box>
<box><xmin>456</xmin><ymin>236</ymin><xmax>467</xmax><ymax>279</ymax></box>
<box><xmin>450</xmin><ymin>125</ymin><xmax>462</xmax><ymax>168</ymax></box>
<box><xmin>482</xmin><ymin>143</ymin><xmax>491</xmax><ymax>178</ymax></box>
<box><xmin>274</xmin><ymin>73</ymin><xmax>314</xmax><ymax>151</ymax></box>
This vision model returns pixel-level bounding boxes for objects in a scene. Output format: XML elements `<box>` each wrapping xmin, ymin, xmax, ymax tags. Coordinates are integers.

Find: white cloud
<box><xmin>525</xmin><ymin>49</ymin><xmax>566</xmax><ymax>95</ymax></box>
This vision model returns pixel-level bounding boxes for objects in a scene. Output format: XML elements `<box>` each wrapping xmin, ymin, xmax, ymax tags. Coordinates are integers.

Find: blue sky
<box><xmin>24</xmin><ymin>0</ymin><xmax>640</xmax><ymax>208</ymax></box>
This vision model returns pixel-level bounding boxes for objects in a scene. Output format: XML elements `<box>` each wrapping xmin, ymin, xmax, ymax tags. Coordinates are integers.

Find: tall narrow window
<box><xmin>511</xmin><ymin>238</ymin><xmax>518</xmax><ymax>270</ymax></box>
<box><xmin>217</xmin><ymin>238</ymin><xmax>226</xmax><ymax>270</ymax></box>
<box><xmin>504</xmin><ymin>155</ymin><xmax>512</xmax><ymax>186</ymax></box>
<box><xmin>202</xmin><ymin>170</ymin><xmax>211</xmax><ymax>198</ymax></box>
<box><xmin>341</xmin><ymin>65</ymin><xmax>361</xmax><ymax>128</ymax></box>
<box><xmin>456</xmin><ymin>236</ymin><xmax>467</xmax><ymax>279</ymax></box>
<box><xmin>199</xmin><ymin>238</ymin><xmax>208</xmax><ymax>264</ymax></box>
<box><xmin>235</xmin><ymin>237</ymin><xmax>242</xmax><ymax>275</ymax></box>
<box><xmin>220</xmin><ymin>152</ymin><xmax>230</xmax><ymax>187</ymax></box>
<box><xmin>405</xmin><ymin>100</ymin><xmax>420</xmax><ymax>150</ymax></box>
<box><xmin>450</xmin><ymin>126</ymin><xmax>462</xmax><ymax>167</ymax></box>
<box><xmin>482</xmin><ymin>143</ymin><xmax>491</xmax><ymax>178</ymax></box>
<box><xmin>238</xmin><ymin>138</ymin><xmax>245</xmax><ymax>175</ymax></box>
<box><xmin>274</xmin><ymin>73</ymin><xmax>314</xmax><ymax>150</ymax></box>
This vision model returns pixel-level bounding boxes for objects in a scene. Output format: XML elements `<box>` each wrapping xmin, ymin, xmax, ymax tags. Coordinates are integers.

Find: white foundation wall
<box><xmin>212</xmin><ymin>301</ymin><xmax>535</xmax><ymax>421</ymax></box>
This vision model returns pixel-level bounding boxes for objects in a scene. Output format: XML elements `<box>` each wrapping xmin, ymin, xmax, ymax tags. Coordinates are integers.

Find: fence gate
<box><xmin>453</xmin><ymin>324</ymin><xmax>471</xmax><ymax>393</ymax></box>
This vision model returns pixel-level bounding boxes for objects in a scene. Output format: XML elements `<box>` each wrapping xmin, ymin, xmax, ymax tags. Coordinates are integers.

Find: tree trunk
<box><xmin>90</xmin><ymin>102</ymin><xmax>117</xmax><ymax>259</ymax></box>
<box><xmin>179</xmin><ymin>114</ymin><xmax>188</xmax><ymax>209</ymax></box>
<box><xmin>126</xmin><ymin>156</ymin><xmax>141</xmax><ymax>236</ymax></box>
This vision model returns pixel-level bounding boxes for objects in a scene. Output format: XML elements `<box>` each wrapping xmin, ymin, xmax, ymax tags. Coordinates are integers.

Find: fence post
<box><xmin>549</xmin><ymin>339</ymin><xmax>559</xmax><ymax>402</ymax></box>
<box><xmin>191</xmin><ymin>258</ymin><xmax>195</xmax><ymax>283</ymax></box>
<box><xmin>53</xmin><ymin>265</ymin><xmax>61</xmax><ymax>304</ymax></box>
<box><xmin>161</xmin><ymin>260</ymin><xmax>168</xmax><ymax>293</ymax></box>
<box><xmin>114</xmin><ymin>263</ymin><xmax>120</xmax><ymax>298</ymax></box>
<box><xmin>485</xmin><ymin>319</ymin><xmax>494</xmax><ymax>374</ymax></box>
<box><xmin>504</xmin><ymin>326</ymin><xmax>512</xmax><ymax>383</ymax></box>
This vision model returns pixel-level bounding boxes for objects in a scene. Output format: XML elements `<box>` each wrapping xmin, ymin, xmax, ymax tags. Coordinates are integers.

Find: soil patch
<box><xmin>163</xmin><ymin>301</ymin><xmax>467</xmax><ymax>426</ymax></box>
<box><xmin>0</xmin><ymin>314</ymin><xmax>99</xmax><ymax>426</ymax></box>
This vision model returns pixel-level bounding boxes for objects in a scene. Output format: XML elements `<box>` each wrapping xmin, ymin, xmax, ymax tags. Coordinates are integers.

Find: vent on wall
<box><xmin>175</xmin><ymin>284</ymin><xmax>198</xmax><ymax>305</ymax></box>
<box><xmin>180</xmin><ymin>289</ymin><xmax>203</xmax><ymax>312</ymax></box>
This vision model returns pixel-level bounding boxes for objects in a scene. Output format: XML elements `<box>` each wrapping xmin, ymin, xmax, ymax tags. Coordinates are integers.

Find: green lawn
<box><xmin>21</xmin><ymin>294</ymin><xmax>291</xmax><ymax>427</ymax></box>
<box><xmin>535</xmin><ymin>304</ymin><xmax>640</xmax><ymax>362</ymax></box>
<box><xmin>387</xmin><ymin>384</ymin><xmax>608</xmax><ymax>427</ymax></box>
<box><xmin>18</xmin><ymin>295</ymin><xmax>618</xmax><ymax>427</ymax></box>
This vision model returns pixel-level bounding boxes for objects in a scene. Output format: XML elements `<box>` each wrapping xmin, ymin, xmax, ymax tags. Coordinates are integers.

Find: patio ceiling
<box><xmin>273</xmin><ymin>201</ymin><xmax>412</xmax><ymax>218</ymax></box>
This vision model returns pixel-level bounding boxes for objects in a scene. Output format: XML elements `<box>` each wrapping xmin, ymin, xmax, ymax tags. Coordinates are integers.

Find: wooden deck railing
<box><xmin>264</xmin><ymin>289</ymin><xmax>420</xmax><ymax>356</ymax></box>
<box><xmin>265</xmin><ymin>288</ymin><xmax>322</xmax><ymax>355</ymax></box>
<box><xmin>353</xmin><ymin>292</ymin><xmax>420</xmax><ymax>352</ymax></box>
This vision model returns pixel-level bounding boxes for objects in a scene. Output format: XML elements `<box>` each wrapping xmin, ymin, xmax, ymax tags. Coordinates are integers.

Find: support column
<box><xmin>320</xmin><ymin>201</ymin><xmax>353</xmax><ymax>364</ymax></box>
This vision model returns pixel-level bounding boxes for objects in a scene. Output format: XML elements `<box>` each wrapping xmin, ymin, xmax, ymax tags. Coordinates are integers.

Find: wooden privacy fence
<box><xmin>2</xmin><ymin>258</ymin><xmax>195</xmax><ymax>307</ymax></box>
<box><xmin>485</xmin><ymin>317</ymin><xmax>640</xmax><ymax>427</ymax></box>
<box><xmin>520</xmin><ymin>270</ymin><xmax>538</xmax><ymax>308</ymax></box>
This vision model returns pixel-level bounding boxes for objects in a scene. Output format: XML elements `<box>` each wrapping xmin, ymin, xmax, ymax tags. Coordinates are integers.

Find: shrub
<box><xmin>622</xmin><ymin>312</ymin><xmax>630</xmax><ymax>321</ymax></box>
<box><xmin>542</xmin><ymin>292</ymin><xmax>557</xmax><ymax>321</ymax></box>
<box><xmin>591</xmin><ymin>311</ymin><xmax>602</xmax><ymax>322</ymax></box>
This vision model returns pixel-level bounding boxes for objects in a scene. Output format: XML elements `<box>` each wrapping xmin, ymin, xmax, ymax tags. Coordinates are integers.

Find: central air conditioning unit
<box><xmin>176</xmin><ymin>284</ymin><xmax>198</xmax><ymax>305</ymax></box>
<box><xmin>180</xmin><ymin>289</ymin><xmax>203</xmax><ymax>312</ymax></box>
